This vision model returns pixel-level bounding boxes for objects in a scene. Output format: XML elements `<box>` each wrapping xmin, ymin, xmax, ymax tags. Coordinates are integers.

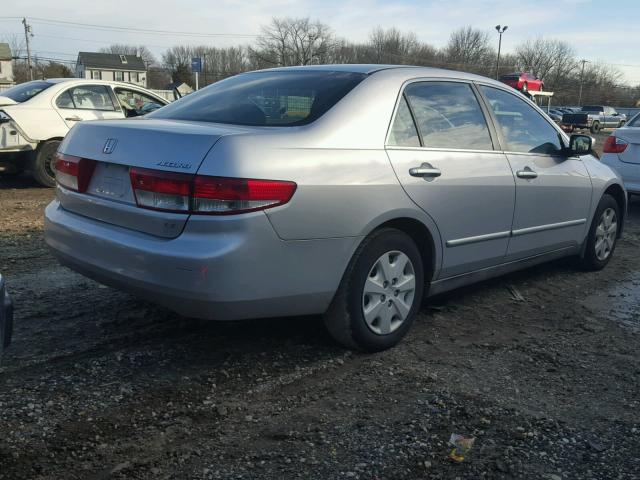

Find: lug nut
<box><xmin>394</xmin><ymin>289</ymin><xmax>399</xmax><ymax>297</ymax></box>
<box><xmin>392</xmin><ymin>278</ymin><xmax>397</xmax><ymax>285</ymax></box>
<box><xmin>387</xmin><ymin>300</ymin><xmax>392</xmax><ymax>307</ymax></box>
<box><xmin>380</xmin><ymin>294</ymin><xmax>386</xmax><ymax>301</ymax></box>
<box><xmin>383</xmin><ymin>281</ymin><xmax>389</xmax><ymax>288</ymax></box>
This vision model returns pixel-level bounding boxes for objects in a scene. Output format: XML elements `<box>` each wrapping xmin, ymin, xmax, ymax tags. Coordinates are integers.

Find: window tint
<box><xmin>1</xmin><ymin>81</ymin><xmax>53</xmax><ymax>103</ymax></box>
<box><xmin>404</xmin><ymin>82</ymin><xmax>493</xmax><ymax>150</ymax></box>
<box><xmin>149</xmin><ymin>71</ymin><xmax>366</xmax><ymax>126</ymax></box>
<box><xmin>65</xmin><ymin>85</ymin><xmax>115</xmax><ymax>111</ymax></box>
<box><xmin>55</xmin><ymin>90</ymin><xmax>75</xmax><ymax>109</ymax></box>
<box><xmin>480</xmin><ymin>86</ymin><xmax>562</xmax><ymax>155</ymax></box>
<box><xmin>388</xmin><ymin>96</ymin><xmax>420</xmax><ymax>147</ymax></box>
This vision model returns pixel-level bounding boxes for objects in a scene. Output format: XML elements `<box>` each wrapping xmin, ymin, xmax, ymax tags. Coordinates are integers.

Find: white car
<box><xmin>0</xmin><ymin>79</ymin><xmax>169</xmax><ymax>186</ymax></box>
<box><xmin>601</xmin><ymin>112</ymin><xmax>640</xmax><ymax>196</ymax></box>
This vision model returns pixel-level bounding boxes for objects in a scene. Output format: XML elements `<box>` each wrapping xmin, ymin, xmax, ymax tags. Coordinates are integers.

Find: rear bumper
<box><xmin>44</xmin><ymin>200</ymin><xmax>359</xmax><ymax>320</ymax></box>
<box><xmin>0</xmin><ymin>275</ymin><xmax>14</xmax><ymax>358</ymax></box>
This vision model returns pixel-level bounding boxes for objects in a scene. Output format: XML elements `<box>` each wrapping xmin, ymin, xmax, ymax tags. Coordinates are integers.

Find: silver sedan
<box><xmin>44</xmin><ymin>65</ymin><xmax>626</xmax><ymax>351</ymax></box>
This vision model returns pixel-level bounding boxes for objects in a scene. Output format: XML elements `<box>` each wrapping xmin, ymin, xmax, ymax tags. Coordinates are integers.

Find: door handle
<box><xmin>409</xmin><ymin>166</ymin><xmax>441</xmax><ymax>178</ymax></box>
<box><xmin>516</xmin><ymin>168</ymin><xmax>538</xmax><ymax>179</ymax></box>
<box><xmin>65</xmin><ymin>116</ymin><xmax>82</xmax><ymax>121</ymax></box>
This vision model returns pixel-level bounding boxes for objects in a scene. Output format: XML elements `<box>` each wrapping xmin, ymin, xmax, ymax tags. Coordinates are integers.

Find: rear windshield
<box><xmin>148</xmin><ymin>71</ymin><xmax>367</xmax><ymax>126</ymax></box>
<box><xmin>628</xmin><ymin>113</ymin><xmax>640</xmax><ymax>127</ymax></box>
<box><xmin>581</xmin><ymin>106</ymin><xmax>603</xmax><ymax>112</ymax></box>
<box><xmin>1</xmin><ymin>81</ymin><xmax>53</xmax><ymax>103</ymax></box>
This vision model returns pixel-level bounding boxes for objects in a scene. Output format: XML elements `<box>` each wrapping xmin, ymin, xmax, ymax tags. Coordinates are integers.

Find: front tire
<box><xmin>590</xmin><ymin>121</ymin><xmax>600</xmax><ymax>134</ymax></box>
<box><xmin>578</xmin><ymin>194</ymin><xmax>620</xmax><ymax>271</ymax></box>
<box><xmin>30</xmin><ymin>140</ymin><xmax>60</xmax><ymax>187</ymax></box>
<box><xmin>323</xmin><ymin>228</ymin><xmax>425</xmax><ymax>352</ymax></box>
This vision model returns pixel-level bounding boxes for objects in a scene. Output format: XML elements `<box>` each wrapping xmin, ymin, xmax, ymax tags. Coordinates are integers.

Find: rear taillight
<box><xmin>54</xmin><ymin>153</ymin><xmax>97</xmax><ymax>193</ymax></box>
<box><xmin>603</xmin><ymin>135</ymin><xmax>629</xmax><ymax>154</ymax></box>
<box><xmin>130</xmin><ymin>168</ymin><xmax>191</xmax><ymax>213</ymax></box>
<box><xmin>129</xmin><ymin>167</ymin><xmax>296</xmax><ymax>215</ymax></box>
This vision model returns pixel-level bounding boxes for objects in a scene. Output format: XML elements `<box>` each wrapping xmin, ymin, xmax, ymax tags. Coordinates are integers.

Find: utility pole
<box><xmin>495</xmin><ymin>25</ymin><xmax>508</xmax><ymax>80</ymax></box>
<box><xmin>22</xmin><ymin>17</ymin><xmax>34</xmax><ymax>81</ymax></box>
<box><xmin>578</xmin><ymin>59</ymin><xmax>588</xmax><ymax>106</ymax></box>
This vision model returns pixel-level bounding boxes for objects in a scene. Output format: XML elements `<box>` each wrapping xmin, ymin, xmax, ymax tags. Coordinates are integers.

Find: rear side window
<box><xmin>480</xmin><ymin>86</ymin><xmax>562</xmax><ymax>155</ymax></box>
<box><xmin>404</xmin><ymin>82</ymin><xmax>493</xmax><ymax>150</ymax></box>
<box><xmin>148</xmin><ymin>71</ymin><xmax>366</xmax><ymax>126</ymax></box>
<box><xmin>56</xmin><ymin>85</ymin><xmax>116</xmax><ymax>111</ymax></box>
<box><xmin>628</xmin><ymin>113</ymin><xmax>640</xmax><ymax>127</ymax></box>
<box><xmin>1</xmin><ymin>81</ymin><xmax>53</xmax><ymax>103</ymax></box>
<box><xmin>388</xmin><ymin>96</ymin><xmax>420</xmax><ymax>147</ymax></box>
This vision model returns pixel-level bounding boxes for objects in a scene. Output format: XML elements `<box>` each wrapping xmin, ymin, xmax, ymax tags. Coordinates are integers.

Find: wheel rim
<box><xmin>43</xmin><ymin>143</ymin><xmax>59</xmax><ymax>181</ymax></box>
<box><xmin>362</xmin><ymin>250</ymin><xmax>416</xmax><ymax>335</ymax></box>
<box><xmin>595</xmin><ymin>207</ymin><xmax>617</xmax><ymax>261</ymax></box>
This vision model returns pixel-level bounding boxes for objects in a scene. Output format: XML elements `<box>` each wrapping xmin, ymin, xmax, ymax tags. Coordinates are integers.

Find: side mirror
<box><xmin>568</xmin><ymin>134</ymin><xmax>594</xmax><ymax>156</ymax></box>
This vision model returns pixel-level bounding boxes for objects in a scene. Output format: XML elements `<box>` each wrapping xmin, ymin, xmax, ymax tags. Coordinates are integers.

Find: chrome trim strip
<box><xmin>512</xmin><ymin>219</ymin><xmax>586</xmax><ymax>237</ymax></box>
<box><xmin>446</xmin><ymin>230</ymin><xmax>511</xmax><ymax>247</ymax></box>
<box><xmin>446</xmin><ymin>219</ymin><xmax>586</xmax><ymax>248</ymax></box>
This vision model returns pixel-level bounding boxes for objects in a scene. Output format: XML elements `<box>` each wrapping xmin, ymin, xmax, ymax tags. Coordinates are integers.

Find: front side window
<box><xmin>149</xmin><ymin>71</ymin><xmax>367</xmax><ymax>126</ymax></box>
<box><xmin>63</xmin><ymin>85</ymin><xmax>115</xmax><ymax>111</ymax></box>
<box><xmin>388</xmin><ymin>95</ymin><xmax>420</xmax><ymax>147</ymax></box>
<box><xmin>480</xmin><ymin>86</ymin><xmax>562</xmax><ymax>155</ymax></box>
<box><xmin>115</xmin><ymin>88</ymin><xmax>164</xmax><ymax>115</ymax></box>
<box><xmin>403</xmin><ymin>82</ymin><xmax>493</xmax><ymax>150</ymax></box>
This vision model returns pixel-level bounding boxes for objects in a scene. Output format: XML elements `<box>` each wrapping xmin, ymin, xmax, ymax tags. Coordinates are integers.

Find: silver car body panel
<box><xmin>44</xmin><ymin>65</ymin><xmax>626</xmax><ymax>320</ymax></box>
<box><xmin>601</xmin><ymin>126</ymin><xmax>640</xmax><ymax>193</ymax></box>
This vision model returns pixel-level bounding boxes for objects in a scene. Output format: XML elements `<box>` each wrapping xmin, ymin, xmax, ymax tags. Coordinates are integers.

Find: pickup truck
<box><xmin>561</xmin><ymin>106</ymin><xmax>627</xmax><ymax>133</ymax></box>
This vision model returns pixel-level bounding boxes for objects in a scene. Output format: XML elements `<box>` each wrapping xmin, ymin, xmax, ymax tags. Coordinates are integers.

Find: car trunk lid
<box><xmin>57</xmin><ymin>118</ymin><xmax>249</xmax><ymax>238</ymax></box>
<box><xmin>616</xmin><ymin>128</ymin><xmax>640</xmax><ymax>165</ymax></box>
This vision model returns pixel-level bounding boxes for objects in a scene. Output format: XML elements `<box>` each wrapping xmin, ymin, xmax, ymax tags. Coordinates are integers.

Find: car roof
<box><xmin>43</xmin><ymin>78</ymin><xmax>149</xmax><ymax>88</ymax></box>
<box><xmin>248</xmin><ymin>64</ymin><xmax>499</xmax><ymax>83</ymax></box>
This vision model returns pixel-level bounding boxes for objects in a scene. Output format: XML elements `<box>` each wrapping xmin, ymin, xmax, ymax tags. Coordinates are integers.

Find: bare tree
<box><xmin>515</xmin><ymin>38</ymin><xmax>576</xmax><ymax>82</ymax></box>
<box><xmin>444</xmin><ymin>26</ymin><xmax>494</xmax><ymax>73</ymax></box>
<box><xmin>99</xmin><ymin>44</ymin><xmax>156</xmax><ymax>67</ymax></box>
<box><xmin>251</xmin><ymin>17</ymin><xmax>334</xmax><ymax>66</ymax></box>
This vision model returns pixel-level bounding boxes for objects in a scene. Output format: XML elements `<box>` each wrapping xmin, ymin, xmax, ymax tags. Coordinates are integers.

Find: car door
<box><xmin>386</xmin><ymin>81</ymin><xmax>516</xmax><ymax>279</ymax></box>
<box><xmin>54</xmin><ymin>84</ymin><xmax>124</xmax><ymax>129</ymax></box>
<box><xmin>478</xmin><ymin>85</ymin><xmax>592</xmax><ymax>260</ymax></box>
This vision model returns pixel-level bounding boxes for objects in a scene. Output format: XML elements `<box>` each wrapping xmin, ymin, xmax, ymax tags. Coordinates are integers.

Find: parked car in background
<box><xmin>546</xmin><ymin>109</ymin><xmax>563</xmax><ymax>123</ymax></box>
<box><xmin>45</xmin><ymin>65</ymin><xmax>626</xmax><ymax>352</ymax></box>
<box><xmin>601</xmin><ymin>113</ymin><xmax>640</xmax><ymax>196</ymax></box>
<box><xmin>0</xmin><ymin>79</ymin><xmax>169</xmax><ymax>186</ymax></box>
<box><xmin>0</xmin><ymin>274</ymin><xmax>13</xmax><ymax>361</ymax></box>
<box><xmin>561</xmin><ymin>105</ymin><xmax>627</xmax><ymax>134</ymax></box>
<box><xmin>499</xmin><ymin>72</ymin><xmax>544</xmax><ymax>93</ymax></box>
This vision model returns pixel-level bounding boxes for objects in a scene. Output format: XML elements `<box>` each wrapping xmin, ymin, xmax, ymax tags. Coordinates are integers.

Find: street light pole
<box><xmin>578</xmin><ymin>59</ymin><xmax>588</xmax><ymax>106</ymax></box>
<box><xmin>495</xmin><ymin>25</ymin><xmax>508</xmax><ymax>80</ymax></box>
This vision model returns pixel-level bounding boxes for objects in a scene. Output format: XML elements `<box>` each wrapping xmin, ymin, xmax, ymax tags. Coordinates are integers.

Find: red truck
<box><xmin>499</xmin><ymin>72</ymin><xmax>544</xmax><ymax>93</ymax></box>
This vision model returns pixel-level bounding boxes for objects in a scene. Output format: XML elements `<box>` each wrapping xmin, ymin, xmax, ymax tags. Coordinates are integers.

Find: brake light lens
<box><xmin>54</xmin><ymin>153</ymin><xmax>97</xmax><ymax>192</ymax></box>
<box><xmin>603</xmin><ymin>135</ymin><xmax>628</xmax><ymax>154</ymax></box>
<box><xmin>129</xmin><ymin>167</ymin><xmax>296</xmax><ymax>215</ymax></box>
<box><xmin>130</xmin><ymin>168</ymin><xmax>191</xmax><ymax>213</ymax></box>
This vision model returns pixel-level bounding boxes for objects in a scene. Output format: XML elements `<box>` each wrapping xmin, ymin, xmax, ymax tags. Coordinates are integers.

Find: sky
<box><xmin>1</xmin><ymin>0</ymin><xmax>639</xmax><ymax>84</ymax></box>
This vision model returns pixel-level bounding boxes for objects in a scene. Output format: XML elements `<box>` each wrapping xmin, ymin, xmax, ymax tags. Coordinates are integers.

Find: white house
<box><xmin>76</xmin><ymin>52</ymin><xmax>147</xmax><ymax>88</ymax></box>
<box><xmin>0</xmin><ymin>43</ymin><xmax>14</xmax><ymax>87</ymax></box>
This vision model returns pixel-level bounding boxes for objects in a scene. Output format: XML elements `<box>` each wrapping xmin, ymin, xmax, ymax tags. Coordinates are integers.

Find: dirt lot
<box><xmin>1</xmin><ymin>140</ymin><xmax>639</xmax><ymax>480</ymax></box>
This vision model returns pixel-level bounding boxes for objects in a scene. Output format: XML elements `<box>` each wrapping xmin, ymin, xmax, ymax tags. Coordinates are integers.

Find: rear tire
<box><xmin>323</xmin><ymin>228</ymin><xmax>425</xmax><ymax>352</ymax></box>
<box><xmin>590</xmin><ymin>122</ymin><xmax>600</xmax><ymax>134</ymax></box>
<box><xmin>577</xmin><ymin>194</ymin><xmax>620</xmax><ymax>271</ymax></box>
<box><xmin>30</xmin><ymin>140</ymin><xmax>60</xmax><ymax>187</ymax></box>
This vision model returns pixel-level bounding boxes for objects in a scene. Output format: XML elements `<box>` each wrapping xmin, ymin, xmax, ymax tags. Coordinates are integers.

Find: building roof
<box><xmin>0</xmin><ymin>43</ymin><xmax>12</xmax><ymax>61</ymax></box>
<box><xmin>77</xmin><ymin>52</ymin><xmax>146</xmax><ymax>71</ymax></box>
<box><xmin>166</xmin><ymin>81</ymin><xmax>192</xmax><ymax>90</ymax></box>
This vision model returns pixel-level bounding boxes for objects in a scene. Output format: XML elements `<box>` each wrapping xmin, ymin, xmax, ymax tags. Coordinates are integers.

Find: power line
<box><xmin>0</xmin><ymin>16</ymin><xmax>259</xmax><ymax>38</ymax></box>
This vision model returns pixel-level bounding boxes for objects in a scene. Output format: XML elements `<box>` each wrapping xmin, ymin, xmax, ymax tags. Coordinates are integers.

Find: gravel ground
<box><xmin>1</xmin><ymin>138</ymin><xmax>639</xmax><ymax>479</ymax></box>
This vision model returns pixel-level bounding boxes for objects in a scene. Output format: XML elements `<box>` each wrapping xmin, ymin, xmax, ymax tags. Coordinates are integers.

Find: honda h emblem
<box><xmin>103</xmin><ymin>138</ymin><xmax>118</xmax><ymax>154</ymax></box>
